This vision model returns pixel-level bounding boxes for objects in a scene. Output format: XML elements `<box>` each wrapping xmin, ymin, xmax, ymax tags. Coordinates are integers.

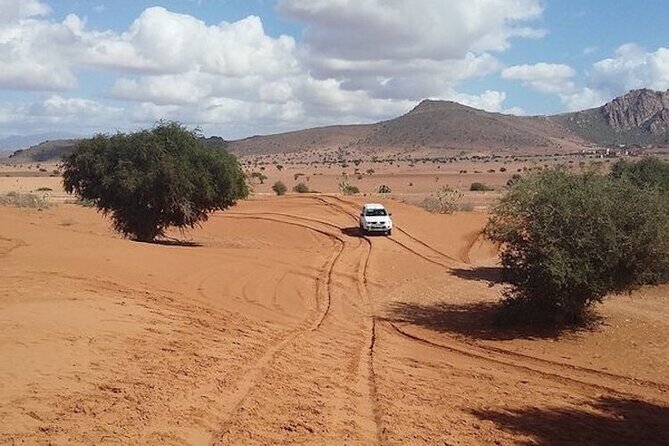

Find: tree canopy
<box><xmin>486</xmin><ymin>164</ymin><xmax>669</xmax><ymax>324</ymax></box>
<box><xmin>62</xmin><ymin>122</ymin><xmax>248</xmax><ymax>241</ymax></box>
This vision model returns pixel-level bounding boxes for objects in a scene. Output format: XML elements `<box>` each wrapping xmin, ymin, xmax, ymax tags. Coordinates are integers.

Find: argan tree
<box><xmin>486</xmin><ymin>167</ymin><xmax>669</xmax><ymax>324</ymax></box>
<box><xmin>62</xmin><ymin>122</ymin><xmax>248</xmax><ymax>242</ymax></box>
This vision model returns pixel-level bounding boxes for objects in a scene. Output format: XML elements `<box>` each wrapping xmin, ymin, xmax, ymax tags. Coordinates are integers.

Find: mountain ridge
<box><xmin>5</xmin><ymin>89</ymin><xmax>669</xmax><ymax>163</ymax></box>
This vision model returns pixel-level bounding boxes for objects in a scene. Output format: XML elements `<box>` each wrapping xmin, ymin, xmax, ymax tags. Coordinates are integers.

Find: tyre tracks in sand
<box><xmin>309</xmin><ymin>195</ymin><xmax>669</xmax><ymax>402</ymax></box>
<box><xmin>199</xmin><ymin>211</ymin><xmax>383</xmax><ymax>445</ymax></box>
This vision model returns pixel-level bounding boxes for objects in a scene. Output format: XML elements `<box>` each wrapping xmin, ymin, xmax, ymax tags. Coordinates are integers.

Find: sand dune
<box><xmin>1</xmin><ymin>196</ymin><xmax>668</xmax><ymax>444</ymax></box>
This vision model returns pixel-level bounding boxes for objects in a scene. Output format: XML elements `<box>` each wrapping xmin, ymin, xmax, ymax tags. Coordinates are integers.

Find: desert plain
<box><xmin>1</xmin><ymin>158</ymin><xmax>668</xmax><ymax>445</ymax></box>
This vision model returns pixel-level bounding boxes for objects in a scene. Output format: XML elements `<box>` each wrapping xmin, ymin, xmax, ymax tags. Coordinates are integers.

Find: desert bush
<box><xmin>36</xmin><ymin>187</ymin><xmax>53</xmax><ymax>192</ymax></box>
<box><xmin>610</xmin><ymin>157</ymin><xmax>669</xmax><ymax>191</ymax></box>
<box><xmin>486</xmin><ymin>168</ymin><xmax>669</xmax><ymax>325</ymax></box>
<box><xmin>506</xmin><ymin>173</ymin><xmax>522</xmax><ymax>187</ymax></box>
<box><xmin>62</xmin><ymin>121</ymin><xmax>248</xmax><ymax>242</ymax></box>
<box><xmin>470</xmin><ymin>182</ymin><xmax>494</xmax><ymax>191</ymax></box>
<box><xmin>249</xmin><ymin>171</ymin><xmax>267</xmax><ymax>184</ymax></box>
<box><xmin>421</xmin><ymin>186</ymin><xmax>464</xmax><ymax>214</ymax></box>
<box><xmin>292</xmin><ymin>182</ymin><xmax>310</xmax><ymax>193</ymax></box>
<box><xmin>272</xmin><ymin>181</ymin><xmax>287</xmax><ymax>196</ymax></box>
<box><xmin>377</xmin><ymin>184</ymin><xmax>391</xmax><ymax>194</ymax></box>
<box><xmin>338</xmin><ymin>179</ymin><xmax>359</xmax><ymax>195</ymax></box>
<box><xmin>0</xmin><ymin>192</ymin><xmax>50</xmax><ymax>209</ymax></box>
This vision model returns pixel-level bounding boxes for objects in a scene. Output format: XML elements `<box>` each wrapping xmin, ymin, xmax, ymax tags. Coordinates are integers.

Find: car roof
<box><xmin>363</xmin><ymin>203</ymin><xmax>385</xmax><ymax>209</ymax></box>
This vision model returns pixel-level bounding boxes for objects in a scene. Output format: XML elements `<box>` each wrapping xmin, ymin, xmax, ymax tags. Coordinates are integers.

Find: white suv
<box><xmin>359</xmin><ymin>203</ymin><xmax>393</xmax><ymax>236</ymax></box>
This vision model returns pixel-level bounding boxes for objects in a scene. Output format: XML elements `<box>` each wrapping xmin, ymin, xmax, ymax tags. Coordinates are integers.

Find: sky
<box><xmin>0</xmin><ymin>0</ymin><xmax>668</xmax><ymax>140</ymax></box>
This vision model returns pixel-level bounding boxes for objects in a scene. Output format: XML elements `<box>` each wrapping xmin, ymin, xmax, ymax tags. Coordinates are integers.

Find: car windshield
<box><xmin>365</xmin><ymin>209</ymin><xmax>387</xmax><ymax>216</ymax></box>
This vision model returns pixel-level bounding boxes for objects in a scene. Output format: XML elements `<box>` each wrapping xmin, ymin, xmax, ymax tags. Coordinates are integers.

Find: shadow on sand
<box><xmin>135</xmin><ymin>238</ymin><xmax>203</xmax><ymax>247</ymax></box>
<box><xmin>383</xmin><ymin>300</ymin><xmax>586</xmax><ymax>340</ymax></box>
<box><xmin>471</xmin><ymin>396</ymin><xmax>669</xmax><ymax>446</ymax></box>
<box><xmin>340</xmin><ymin>226</ymin><xmax>390</xmax><ymax>238</ymax></box>
<box><xmin>450</xmin><ymin>266</ymin><xmax>504</xmax><ymax>285</ymax></box>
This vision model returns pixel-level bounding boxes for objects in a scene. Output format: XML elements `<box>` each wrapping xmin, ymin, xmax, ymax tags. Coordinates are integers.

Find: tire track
<box><xmin>315</xmin><ymin>196</ymin><xmax>669</xmax><ymax>399</ymax></box>
<box><xmin>134</xmin><ymin>214</ymin><xmax>344</xmax><ymax>444</ymax></box>
<box><xmin>385</xmin><ymin>322</ymin><xmax>669</xmax><ymax>399</ymax></box>
<box><xmin>315</xmin><ymin>195</ymin><xmax>460</xmax><ymax>268</ymax></box>
<box><xmin>223</xmin><ymin>210</ymin><xmax>384</xmax><ymax>444</ymax></box>
<box><xmin>207</xmin><ymin>214</ymin><xmax>347</xmax><ymax>443</ymax></box>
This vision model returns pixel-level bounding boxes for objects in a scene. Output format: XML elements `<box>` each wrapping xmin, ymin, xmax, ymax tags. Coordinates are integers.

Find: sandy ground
<box><xmin>1</xmin><ymin>193</ymin><xmax>668</xmax><ymax>445</ymax></box>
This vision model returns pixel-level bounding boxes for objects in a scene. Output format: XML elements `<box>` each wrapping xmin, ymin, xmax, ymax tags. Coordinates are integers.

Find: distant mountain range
<box><xmin>0</xmin><ymin>132</ymin><xmax>81</xmax><ymax>151</ymax></box>
<box><xmin>5</xmin><ymin>89</ymin><xmax>669</xmax><ymax>164</ymax></box>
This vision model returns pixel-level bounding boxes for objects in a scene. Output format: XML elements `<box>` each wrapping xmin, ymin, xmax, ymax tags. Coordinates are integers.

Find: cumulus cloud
<box><xmin>0</xmin><ymin>95</ymin><xmax>123</xmax><ymax>134</ymax></box>
<box><xmin>0</xmin><ymin>1</ymin><xmax>546</xmax><ymax>137</ymax></box>
<box><xmin>502</xmin><ymin>63</ymin><xmax>576</xmax><ymax>94</ymax></box>
<box><xmin>503</xmin><ymin>45</ymin><xmax>669</xmax><ymax>112</ymax></box>
<box><xmin>0</xmin><ymin>0</ymin><xmax>50</xmax><ymax>23</ymax></box>
<box><xmin>279</xmin><ymin>0</ymin><xmax>543</xmax><ymax>61</ymax></box>
<box><xmin>589</xmin><ymin>44</ymin><xmax>669</xmax><ymax>95</ymax></box>
<box><xmin>279</xmin><ymin>0</ymin><xmax>543</xmax><ymax>100</ymax></box>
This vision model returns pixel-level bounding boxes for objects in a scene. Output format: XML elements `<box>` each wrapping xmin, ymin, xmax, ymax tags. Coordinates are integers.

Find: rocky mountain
<box><xmin>553</xmin><ymin>89</ymin><xmax>669</xmax><ymax>147</ymax></box>
<box><xmin>6</xmin><ymin>89</ymin><xmax>669</xmax><ymax>163</ymax></box>
<box><xmin>603</xmin><ymin>89</ymin><xmax>669</xmax><ymax>134</ymax></box>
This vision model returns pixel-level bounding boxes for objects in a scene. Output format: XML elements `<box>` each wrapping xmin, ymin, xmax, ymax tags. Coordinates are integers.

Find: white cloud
<box><xmin>502</xmin><ymin>62</ymin><xmax>606</xmax><ymax>111</ymax></box>
<box><xmin>279</xmin><ymin>0</ymin><xmax>543</xmax><ymax>99</ymax></box>
<box><xmin>503</xmin><ymin>45</ymin><xmax>669</xmax><ymax>112</ymax></box>
<box><xmin>0</xmin><ymin>95</ymin><xmax>123</xmax><ymax>134</ymax></box>
<box><xmin>502</xmin><ymin>63</ymin><xmax>576</xmax><ymax>94</ymax></box>
<box><xmin>0</xmin><ymin>0</ymin><xmax>50</xmax><ymax>23</ymax></box>
<box><xmin>0</xmin><ymin>1</ymin><xmax>544</xmax><ymax>137</ymax></box>
<box><xmin>279</xmin><ymin>0</ymin><xmax>543</xmax><ymax>61</ymax></box>
<box><xmin>589</xmin><ymin>44</ymin><xmax>669</xmax><ymax>95</ymax></box>
<box><xmin>442</xmin><ymin>89</ymin><xmax>522</xmax><ymax>114</ymax></box>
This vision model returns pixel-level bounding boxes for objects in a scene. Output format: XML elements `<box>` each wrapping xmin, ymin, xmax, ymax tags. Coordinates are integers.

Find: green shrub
<box><xmin>506</xmin><ymin>173</ymin><xmax>522</xmax><ymax>187</ymax></box>
<box><xmin>470</xmin><ymin>182</ymin><xmax>494</xmax><ymax>191</ymax></box>
<box><xmin>292</xmin><ymin>182</ymin><xmax>310</xmax><ymax>193</ymax></box>
<box><xmin>377</xmin><ymin>184</ymin><xmax>392</xmax><ymax>194</ymax></box>
<box><xmin>62</xmin><ymin>121</ymin><xmax>248</xmax><ymax>242</ymax></box>
<box><xmin>486</xmin><ymin>168</ymin><xmax>669</xmax><ymax>325</ymax></box>
<box><xmin>272</xmin><ymin>181</ymin><xmax>287</xmax><ymax>196</ymax></box>
<box><xmin>610</xmin><ymin>157</ymin><xmax>669</xmax><ymax>191</ymax></box>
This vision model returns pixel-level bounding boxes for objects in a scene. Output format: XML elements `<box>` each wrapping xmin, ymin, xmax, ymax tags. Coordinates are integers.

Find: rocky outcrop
<box><xmin>603</xmin><ymin>89</ymin><xmax>669</xmax><ymax>134</ymax></box>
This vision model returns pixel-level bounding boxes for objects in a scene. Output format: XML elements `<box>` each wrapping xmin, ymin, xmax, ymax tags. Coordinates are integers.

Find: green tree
<box><xmin>486</xmin><ymin>168</ymin><xmax>669</xmax><ymax>324</ymax></box>
<box><xmin>610</xmin><ymin>157</ymin><xmax>669</xmax><ymax>191</ymax></box>
<box><xmin>272</xmin><ymin>181</ymin><xmax>287</xmax><ymax>195</ymax></box>
<box><xmin>62</xmin><ymin>122</ymin><xmax>248</xmax><ymax>242</ymax></box>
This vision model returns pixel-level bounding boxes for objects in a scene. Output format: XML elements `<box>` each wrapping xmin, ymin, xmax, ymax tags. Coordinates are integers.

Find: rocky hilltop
<box><xmin>602</xmin><ymin>89</ymin><xmax>669</xmax><ymax>134</ymax></box>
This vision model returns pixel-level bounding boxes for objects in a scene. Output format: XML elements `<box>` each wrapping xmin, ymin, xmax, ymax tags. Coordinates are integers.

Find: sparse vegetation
<box><xmin>486</xmin><ymin>167</ymin><xmax>669</xmax><ymax>325</ymax></box>
<box><xmin>36</xmin><ymin>187</ymin><xmax>53</xmax><ymax>192</ymax></box>
<box><xmin>338</xmin><ymin>179</ymin><xmax>360</xmax><ymax>195</ymax></box>
<box><xmin>470</xmin><ymin>182</ymin><xmax>494</xmax><ymax>191</ymax></box>
<box><xmin>0</xmin><ymin>192</ymin><xmax>50</xmax><ymax>209</ymax></box>
<box><xmin>377</xmin><ymin>184</ymin><xmax>392</xmax><ymax>194</ymax></box>
<box><xmin>272</xmin><ymin>181</ymin><xmax>287</xmax><ymax>195</ymax></box>
<box><xmin>420</xmin><ymin>186</ymin><xmax>464</xmax><ymax>214</ymax></box>
<box><xmin>62</xmin><ymin>121</ymin><xmax>248</xmax><ymax>242</ymax></box>
<box><xmin>292</xmin><ymin>182</ymin><xmax>310</xmax><ymax>193</ymax></box>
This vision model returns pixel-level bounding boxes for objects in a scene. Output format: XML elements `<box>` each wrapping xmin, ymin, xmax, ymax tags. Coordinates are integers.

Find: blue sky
<box><xmin>1</xmin><ymin>0</ymin><xmax>668</xmax><ymax>141</ymax></box>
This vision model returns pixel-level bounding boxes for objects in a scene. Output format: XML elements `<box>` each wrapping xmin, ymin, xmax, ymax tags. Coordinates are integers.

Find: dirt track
<box><xmin>1</xmin><ymin>195</ymin><xmax>668</xmax><ymax>445</ymax></box>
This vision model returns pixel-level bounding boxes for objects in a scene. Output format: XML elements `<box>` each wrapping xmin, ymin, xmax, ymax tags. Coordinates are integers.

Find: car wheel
<box><xmin>386</xmin><ymin>229</ymin><xmax>392</xmax><ymax>236</ymax></box>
